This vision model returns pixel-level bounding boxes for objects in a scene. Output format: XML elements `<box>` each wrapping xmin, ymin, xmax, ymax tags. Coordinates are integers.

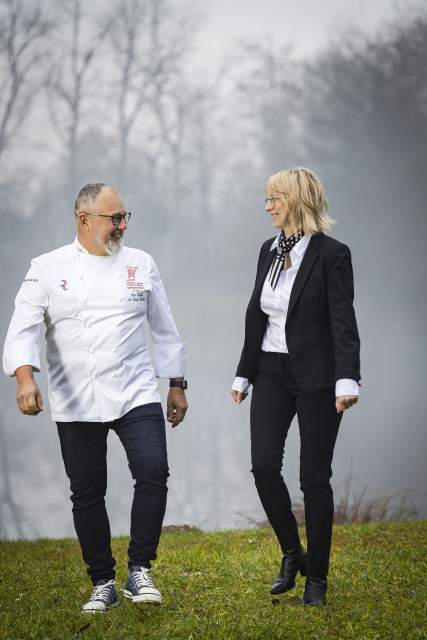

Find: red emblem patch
<box><xmin>126</xmin><ymin>266</ymin><xmax>144</xmax><ymax>291</ymax></box>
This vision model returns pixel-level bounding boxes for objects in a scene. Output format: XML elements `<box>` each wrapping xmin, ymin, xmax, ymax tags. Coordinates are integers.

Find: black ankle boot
<box><xmin>302</xmin><ymin>576</ymin><xmax>327</xmax><ymax>605</ymax></box>
<box><xmin>270</xmin><ymin>546</ymin><xmax>307</xmax><ymax>595</ymax></box>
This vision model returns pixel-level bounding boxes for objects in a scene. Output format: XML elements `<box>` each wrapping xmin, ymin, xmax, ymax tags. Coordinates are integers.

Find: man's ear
<box><xmin>78</xmin><ymin>213</ymin><xmax>88</xmax><ymax>227</ymax></box>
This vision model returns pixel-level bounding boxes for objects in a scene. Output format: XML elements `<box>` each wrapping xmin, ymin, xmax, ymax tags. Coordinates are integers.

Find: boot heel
<box><xmin>299</xmin><ymin>558</ymin><xmax>308</xmax><ymax>577</ymax></box>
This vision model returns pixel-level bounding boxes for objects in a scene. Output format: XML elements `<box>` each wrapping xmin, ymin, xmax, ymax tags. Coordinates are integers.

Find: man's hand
<box><xmin>167</xmin><ymin>388</ymin><xmax>188</xmax><ymax>427</ymax></box>
<box><xmin>336</xmin><ymin>395</ymin><xmax>358</xmax><ymax>413</ymax></box>
<box><xmin>231</xmin><ymin>390</ymin><xmax>248</xmax><ymax>404</ymax></box>
<box><xmin>15</xmin><ymin>365</ymin><xmax>43</xmax><ymax>415</ymax></box>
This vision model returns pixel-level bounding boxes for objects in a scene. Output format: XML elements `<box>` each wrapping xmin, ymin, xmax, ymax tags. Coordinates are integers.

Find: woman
<box><xmin>231</xmin><ymin>167</ymin><xmax>360</xmax><ymax>605</ymax></box>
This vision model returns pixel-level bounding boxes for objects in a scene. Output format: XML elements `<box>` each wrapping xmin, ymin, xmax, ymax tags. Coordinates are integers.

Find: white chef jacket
<box><xmin>3</xmin><ymin>238</ymin><xmax>186</xmax><ymax>422</ymax></box>
<box><xmin>232</xmin><ymin>234</ymin><xmax>359</xmax><ymax>397</ymax></box>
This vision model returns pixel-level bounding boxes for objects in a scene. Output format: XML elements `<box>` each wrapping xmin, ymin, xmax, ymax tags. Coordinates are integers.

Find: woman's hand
<box><xmin>231</xmin><ymin>390</ymin><xmax>248</xmax><ymax>404</ymax></box>
<box><xmin>336</xmin><ymin>395</ymin><xmax>358</xmax><ymax>413</ymax></box>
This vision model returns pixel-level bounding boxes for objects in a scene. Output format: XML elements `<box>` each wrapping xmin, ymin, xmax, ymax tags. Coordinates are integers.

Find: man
<box><xmin>3</xmin><ymin>183</ymin><xmax>188</xmax><ymax>613</ymax></box>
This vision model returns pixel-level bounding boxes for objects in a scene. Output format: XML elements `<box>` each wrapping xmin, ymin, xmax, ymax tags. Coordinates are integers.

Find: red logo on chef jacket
<box><xmin>127</xmin><ymin>266</ymin><xmax>137</xmax><ymax>283</ymax></box>
<box><xmin>126</xmin><ymin>266</ymin><xmax>144</xmax><ymax>295</ymax></box>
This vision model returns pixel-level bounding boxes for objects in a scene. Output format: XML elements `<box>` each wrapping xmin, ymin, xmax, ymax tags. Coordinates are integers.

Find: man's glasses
<box><xmin>81</xmin><ymin>211</ymin><xmax>132</xmax><ymax>226</ymax></box>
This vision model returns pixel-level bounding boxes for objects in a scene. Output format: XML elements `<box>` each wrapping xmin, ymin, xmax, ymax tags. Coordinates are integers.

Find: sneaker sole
<box><xmin>82</xmin><ymin>600</ymin><xmax>119</xmax><ymax>614</ymax></box>
<box><xmin>123</xmin><ymin>589</ymin><xmax>162</xmax><ymax>605</ymax></box>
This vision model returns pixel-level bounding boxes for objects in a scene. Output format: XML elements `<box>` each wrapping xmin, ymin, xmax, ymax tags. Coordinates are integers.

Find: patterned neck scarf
<box><xmin>268</xmin><ymin>229</ymin><xmax>304</xmax><ymax>290</ymax></box>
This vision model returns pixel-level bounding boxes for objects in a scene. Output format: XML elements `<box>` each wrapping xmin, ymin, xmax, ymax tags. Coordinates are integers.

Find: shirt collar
<box><xmin>72</xmin><ymin>237</ymin><xmax>123</xmax><ymax>258</ymax></box>
<box><xmin>73</xmin><ymin>237</ymin><xmax>90</xmax><ymax>255</ymax></box>
<box><xmin>270</xmin><ymin>232</ymin><xmax>311</xmax><ymax>256</ymax></box>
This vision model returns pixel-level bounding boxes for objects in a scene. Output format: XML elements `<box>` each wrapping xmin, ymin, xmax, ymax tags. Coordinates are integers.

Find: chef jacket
<box><xmin>3</xmin><ymin>238</ymin><xmax>186</xmax><ymax>422</ymax></box>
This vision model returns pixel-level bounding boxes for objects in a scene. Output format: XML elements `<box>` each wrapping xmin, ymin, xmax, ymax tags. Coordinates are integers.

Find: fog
<box><xmin>1</xmin><ymin>0</ymin><xmax>426</xmax><ymax>539</ymax></box>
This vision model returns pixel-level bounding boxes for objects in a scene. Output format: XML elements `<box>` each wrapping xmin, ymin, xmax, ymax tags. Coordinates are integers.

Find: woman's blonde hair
<box><xmin>266</xmin><ymin>167</ymin><xmax>334</xmax><ymax>234</ymax></box>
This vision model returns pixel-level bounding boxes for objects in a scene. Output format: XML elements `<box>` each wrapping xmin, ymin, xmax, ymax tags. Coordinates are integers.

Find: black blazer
<box><xmin>236</xmin><ymin>232</ymin><xmax>361</xmax><ymax>391</ymax></box>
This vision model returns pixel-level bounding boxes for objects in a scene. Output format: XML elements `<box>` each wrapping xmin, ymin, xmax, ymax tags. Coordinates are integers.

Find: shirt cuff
<box><xmin>152</xmin><ymin>342</ymin><xmax>186</xmax><ymax>378</ymax></box>
<box><xmin>3</xmin><ymin>348</ymin><xmax>41</xmax><ymax>378</ymax></box>
<box><xmin>232</xmin><ymin>377</ymin><xmax>250</xmax><ymax>394</ymax></box>
<box><xmin>335</xmin><ymin>378</ymin><xmax>359</xmax><ymax>398</ymax></box>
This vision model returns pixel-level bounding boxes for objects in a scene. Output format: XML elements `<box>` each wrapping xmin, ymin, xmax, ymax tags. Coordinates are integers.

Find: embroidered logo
<box><xmin>127</xmin><ymin>266</ymin><xmax>139</xmax><ymax>287</ymax></box>
<box><xmin>126</xmin><ymin>266</ymin><xmax>145</xmax><ymax>301</ymax></box>
<box><xmin>60</xmin><ymin>280</ymin><xmax>68</xmax><ymax>291</ymax></box>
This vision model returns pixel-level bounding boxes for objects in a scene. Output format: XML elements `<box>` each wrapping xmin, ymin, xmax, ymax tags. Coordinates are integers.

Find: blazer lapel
<box><xmin>287</xmin><ymin>233</ymin><xmax>322</xmax><ymax>319</ymax></box>
<box><xmin>254</xmin><ymin>246</ymin><xmax>277</xmax><ymax>300</ymax></box>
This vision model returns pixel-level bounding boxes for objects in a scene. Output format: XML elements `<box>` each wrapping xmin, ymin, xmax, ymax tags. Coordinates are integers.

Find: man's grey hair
<box><xmin>74</xmin><ymin>182</ymin><xmax>111</xmax><ymax>216</ymax></box>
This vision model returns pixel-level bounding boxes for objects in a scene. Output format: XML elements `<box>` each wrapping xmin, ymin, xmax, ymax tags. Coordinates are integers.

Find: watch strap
<box><xmin>169</xmin><ymin>379</ymin><xmax>188</xmax><ymax>389</ymax></box>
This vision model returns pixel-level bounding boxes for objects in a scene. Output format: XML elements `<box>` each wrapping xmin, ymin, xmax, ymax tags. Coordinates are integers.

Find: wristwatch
<box><xmin>169</xmin><ymin>378</ymin><xmax>188</xmax><ymax>390</ymax></box>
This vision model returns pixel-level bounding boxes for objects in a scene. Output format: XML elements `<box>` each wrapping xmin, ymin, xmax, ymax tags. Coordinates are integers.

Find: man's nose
<box><xmin>118</xmin><ymin>218</ymin><xmax>127</xmax><ymax>230</ymax></box>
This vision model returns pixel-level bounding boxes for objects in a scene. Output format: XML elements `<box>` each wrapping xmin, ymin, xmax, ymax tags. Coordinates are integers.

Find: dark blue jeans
<box><xmin>57</xmin><ymin>403</ymin><xmax>169</xmax><ymax>585</ymax></box>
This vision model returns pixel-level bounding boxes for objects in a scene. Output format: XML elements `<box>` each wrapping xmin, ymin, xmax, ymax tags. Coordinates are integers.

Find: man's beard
<box><xmin>105</xmin><ymin>236</ymin><xmax>123</xmax><ymax>256</ymax></box>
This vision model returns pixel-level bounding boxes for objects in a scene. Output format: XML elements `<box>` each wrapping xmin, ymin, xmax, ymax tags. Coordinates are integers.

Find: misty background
<box><xmin>1</xmin><ymin>0</ymin><xmax>426</xmax><ymax>539</ymax></box>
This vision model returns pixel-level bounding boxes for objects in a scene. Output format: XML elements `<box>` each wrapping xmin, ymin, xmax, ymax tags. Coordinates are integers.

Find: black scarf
<box><xmin>268</xmin><ymin>229</ymin><xmax>304</xmax><ymax>290</ymax></box>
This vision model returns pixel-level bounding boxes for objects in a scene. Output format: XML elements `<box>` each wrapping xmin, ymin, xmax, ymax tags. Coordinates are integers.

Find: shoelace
<box><xmin>132</xmin><ymin>567</ymin><xmax>154</xmax><ymax>589</ymax></box>
<box><xmin>90</xmin><ymin>580</ymin><xmax>115</xmax><ymax>602</ymax></box>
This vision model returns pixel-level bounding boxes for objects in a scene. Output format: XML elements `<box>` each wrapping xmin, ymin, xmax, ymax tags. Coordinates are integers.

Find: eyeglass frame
<box><xmin>264</xmin><ymin>196</ymin><xmax>281</xmax><ymax>205</ymax></box>
<box><xmin>79</xmin><ymin>211</ymin><xmax>132</xmax><ymax>226</ymax></box>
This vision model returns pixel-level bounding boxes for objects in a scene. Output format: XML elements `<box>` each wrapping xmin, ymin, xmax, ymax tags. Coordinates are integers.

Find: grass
<box><xmin>0</xmin><ymin>522</ymin><xmax>426</xmax><ymax>640</ymax></box>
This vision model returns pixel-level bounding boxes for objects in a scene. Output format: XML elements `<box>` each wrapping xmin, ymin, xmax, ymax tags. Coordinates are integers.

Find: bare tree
<box><xmin>110</xmin><ymin>0</ymin><xmax>195</xmax><ymax>196</ymax></box>
<box><xmin>302</xmin><ymin>13</ymin><xmax>427</xmax><ymax>220</ymax></box>
<box><xmin>154</xmin><ymin>80</ymin><xmax>187</xmax><ymax>212</ymax></box>
<box><xmin>172</xmin><ymin>72</ymin><xmax>226</xmax><ymax>224</ymax></box>
<box><xmin>228</xmin><ymin>41</ymin><xmax>303</xmax><ymax>175</ymax></box>
<box><xmin>110</xmin><ymin>0</ymin><xmax>150</xmax><ymax>186</ymax></box>
<box><xmin>46</xmin><ymin>0</ymin><xmax>113</xmax><ymax>190</ymax></box>
<box><xmin>0</xmin><ymin>0</ymin><xmax>53</xmax><ymax>169</ymax></box>
<box><xmin>191</xmin><ymin>87</ymin><xmax>213</xmax><ymax>219</ymax></box>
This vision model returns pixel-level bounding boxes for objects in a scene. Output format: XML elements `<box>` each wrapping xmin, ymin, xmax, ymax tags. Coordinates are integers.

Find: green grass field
<box><xmin>1</xmin><ymin>522</ymin><xmax>426</xmax><ymax>640</ymax></box>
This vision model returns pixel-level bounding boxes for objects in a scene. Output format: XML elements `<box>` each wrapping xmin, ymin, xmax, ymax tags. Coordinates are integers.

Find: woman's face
<box><xmin>265</xmin><ymin>194</ymin><xmax>288</xmax><ymax>230</ymax></box>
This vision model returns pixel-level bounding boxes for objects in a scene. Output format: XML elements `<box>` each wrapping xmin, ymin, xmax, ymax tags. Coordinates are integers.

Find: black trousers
<box><xmin>57</xmin><ymin>403</ymin><xmax>169</xmax><ymax>585</ymax></box>
<box><xmin>250</xmin><ymin>352</ymin><xmax>342</xmax><ymax>578</ymax></box>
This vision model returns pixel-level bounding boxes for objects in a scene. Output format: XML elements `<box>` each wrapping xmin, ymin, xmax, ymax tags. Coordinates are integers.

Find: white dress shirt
<box><xmin>3</xmin><ymin>239</ymin><xmax>186</xmax><ymax>422</ymax></box>
<box><xmin>232</xmin><ymin>234</ymin><xmax>359</xmax><ymax>397</ymax></box>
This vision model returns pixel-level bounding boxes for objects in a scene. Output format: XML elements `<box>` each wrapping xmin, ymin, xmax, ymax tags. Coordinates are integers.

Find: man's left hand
<box><xmin>167</xmin><ymin>388</ymin><xmax>188</xmax><ymax>427</ymax></box>
<box><xmin>336</xmin><ymin>395</ymin><xmax>358</xmax><ymax>413</ymax></box>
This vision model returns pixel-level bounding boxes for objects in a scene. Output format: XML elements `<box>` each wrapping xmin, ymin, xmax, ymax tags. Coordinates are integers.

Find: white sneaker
<box><xmin>123</xmin><ymin>566</ymin><xmax>162</xmax><ymax>605</ymax></box>
<box><xmin>82</xmin><ymin>579</ymin><xmax>118</xmax><ymax>613</ymax></box>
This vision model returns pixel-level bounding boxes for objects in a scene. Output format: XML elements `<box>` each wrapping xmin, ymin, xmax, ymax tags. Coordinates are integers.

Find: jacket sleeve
<box><xmin>3</xmin><ymin>260</ymin><xmax>48</xmax><ymax>377</ymax></box>
<box><xmin>146</xmin><ymin>256</ymin><xmax>186</xmax><ymax>378</ymax></box>
<box><xmin>235</xmin><ymin>241</ymin><xmax>270</xmax><ymax>382</ymax></box>
<box><xmin>326</xmin><ymin>245</ymin><xmax>361</xmax><ymax>381</ymax></box>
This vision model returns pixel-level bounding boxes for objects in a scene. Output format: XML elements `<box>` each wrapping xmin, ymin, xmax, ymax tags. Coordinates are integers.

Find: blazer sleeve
<box><xmin>235</xmin><ymin>240</ymin><xmax>271</xmax><ymax>382</ymax></box>
<box><xmin>326</xmin><ymin>245</ymin><xmax>361</xmax><ymax>382</ymax></box>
